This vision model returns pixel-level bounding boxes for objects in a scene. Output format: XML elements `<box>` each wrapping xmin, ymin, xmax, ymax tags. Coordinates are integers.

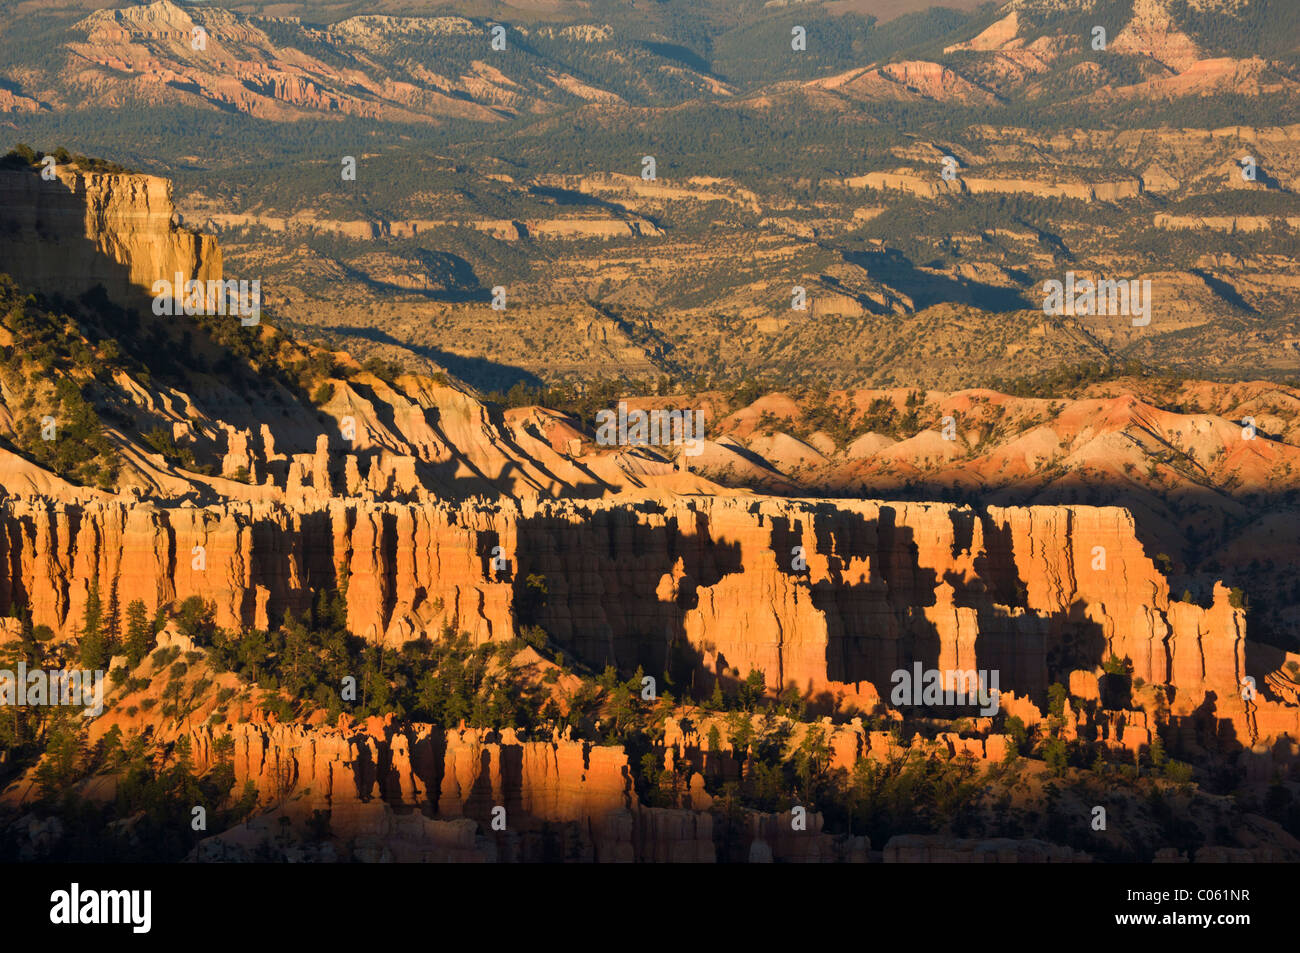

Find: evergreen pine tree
<box><xmin>124</xmin><ymin>599</ymin><xmax>151</xmax><ymax>668</ymax></box>
<box><xmin>709</xmin><ymin>679</ymin><xmax>726</xmax><ymax>711</ymax></box>
<box><xmin>78</xmin><ymin>580</ymin><xmax>107</xmax><ymax>670</ymax></box>
<box><xmin>104</xmin><ymin>582</ymin><xmax>121</xmax><ymax>658</ymax></box>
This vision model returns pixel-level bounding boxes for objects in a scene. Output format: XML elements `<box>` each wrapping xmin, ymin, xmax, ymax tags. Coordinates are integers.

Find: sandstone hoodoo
<box><xmin>0</xmin><ymin>494</ymin><xmax>1271</xmax><ymax>744</ymax></box>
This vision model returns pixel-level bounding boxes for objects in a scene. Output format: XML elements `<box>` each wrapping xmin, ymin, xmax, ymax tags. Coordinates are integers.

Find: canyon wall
<box><xmin>173</xmin><ymin>719</ymin><xmax>846</xmax><ymax>862</ymax></box>
<box><xmin>0</xmin><ymin>494</ymin><xmax>1267</xmax><ymax>730</ymax></box>
<box><xmin>0</xmin><ymin>165</ymin><xmax>221</xmax><ymax>308</ymax></box>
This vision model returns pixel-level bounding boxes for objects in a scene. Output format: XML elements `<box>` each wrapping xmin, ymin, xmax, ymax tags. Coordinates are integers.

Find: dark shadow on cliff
<box><xmin>0</xmin><ymin>165</ymin><xmax>554</xmax><ymax>495</ymax></box>
<box><xmin>503</xmin><ymin>502</ymin><xmax>745</xmax><ymax>686</ymax></box>
<box><xmin>795</xmin><ymin>504</ymin><xmax>943</xmax><ymax>694</ymax></box>
<box><xmin>0</xmin><ymin>165</ymin><xmax>330</xmax><ymax>458</ymax></box>
<box><xmin>709</xmin><ymin>453</ymin><xmax>1300</xmax><ymax>651</ymax></box>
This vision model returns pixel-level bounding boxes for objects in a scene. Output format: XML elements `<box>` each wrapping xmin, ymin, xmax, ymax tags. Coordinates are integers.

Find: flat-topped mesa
<box><xmin>0</xmin><ymin>163</ymin><xmax>220</xmax><ymax>310</ymax></box>
<box><xmin>0</xmin><ymin>493</ymin><xmax>1273</xmax><ymax>738</ymax></box>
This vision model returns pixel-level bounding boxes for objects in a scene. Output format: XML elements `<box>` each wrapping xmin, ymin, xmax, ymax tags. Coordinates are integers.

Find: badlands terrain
<box><xmin>2</xmin><ymin>0</ymin><xmax>1297</xmax><ymax>387</ymax></box>
<box><xmin>0</xmin><ymin>0</ymin><xmax>1295</xmax><ymax>864</ymax></box>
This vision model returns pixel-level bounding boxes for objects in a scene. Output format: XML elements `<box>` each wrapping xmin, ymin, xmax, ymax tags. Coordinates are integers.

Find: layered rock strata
<box><xmin>0</xmin><ymin>494</ymin><xmax>1268</xmax><ymax>734</ymax></box>
<box><xmin>0</xmin><ymin>166</ymin><xmax>221</xmax><ymax>308</ymax></box>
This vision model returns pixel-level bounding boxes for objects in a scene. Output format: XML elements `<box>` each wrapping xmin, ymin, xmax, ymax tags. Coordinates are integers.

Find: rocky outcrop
<box><xmin>964</xmin><ymin>175</ymin><xmax>1142</xmax><ymax>202</ymax></box>
<box><xmin>0</xmin><ymin>494</ymin><xmax>1276</xmax><ymax>742</ymax></box>
<box><xmin>944</xmin><ymin>10</ymin><xmax>1022</xmax><ymax>54</ymax></box>
<box><xmin>1155</xmin><ymin>214</ymin><xmax>1300</xmax><ymax>232</ymax></box>
<box><xmin>201</xmin><ymin>213</ymin><xmax>663</xmax><ymax>241</ymax></box>
<box><xmin>1112</xmin><ymin>0</ymin><xmax>1204</xmax><ymax>74</ymax></box>
<box><xmin>844</xmin><ymin>168</ymin><xmax>1142</xmax><ymax>202</ymax></box>
<box><xmin>808</xmin><ymin>61</ymin><xmax>998</xmax><ymax>105</ymax></box>
<box><xmin>0</xmin><ymin>88</ymin><xmax>44</xmax><ymax>113</ymax></box>
<box><xmin>0</xmin><ymin>165</ymin><xmax>221</xmax><ymax>309</ymax></box>
<box><xmin>174</xmin><ymin>719</ymin><xmax>725</xmax><ymax>862</ymax></box>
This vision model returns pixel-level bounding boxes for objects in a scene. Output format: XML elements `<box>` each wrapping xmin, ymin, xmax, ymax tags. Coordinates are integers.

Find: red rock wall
<box><xmin>0</xmin><ymin>495</ymin><xmax>1261</xmax><ymax>724</ymax></box>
